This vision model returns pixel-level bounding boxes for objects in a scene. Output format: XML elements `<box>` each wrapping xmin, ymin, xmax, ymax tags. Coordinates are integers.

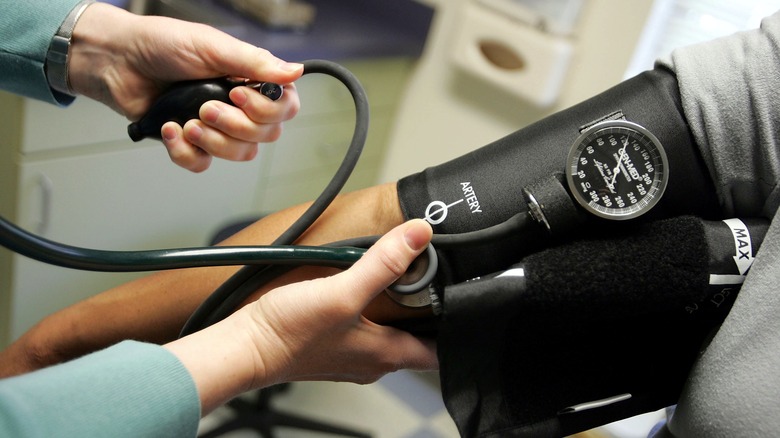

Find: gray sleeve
<box><xmin>666</xmin><ymin>214</ymin><xmax>780</xmax><ymax>437</ymax></box>
<box><xmin>656</xmin><ymin>11</ymin><xmax>780</xmax><ymax>437</ymax></box>
<box><xmin>658</xmin><ymin>10</ymin><xmax>780</xmax><ymax>218</ymax></box>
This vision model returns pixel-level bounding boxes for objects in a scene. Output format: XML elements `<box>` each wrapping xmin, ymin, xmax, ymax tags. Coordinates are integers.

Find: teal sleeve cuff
<box><xmin>0</xmin><ymin>340</ymin><xmax>201</xmax><ymax>438</ymax></box>
<box><xmin>0</xmin><ymin>0</ymin><xmax>82</xmax><ymax>105</ymax></box>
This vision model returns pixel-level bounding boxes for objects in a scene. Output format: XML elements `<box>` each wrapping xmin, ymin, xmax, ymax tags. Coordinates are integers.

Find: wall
<box><xmin>379</xmin><ymin>0</ymin><xmax>655</xmax><ymax>181</ymax></box>
<box><xmin>0</xmin><ymin>93</ymin><xmax>23</xmax><ymax>347</ymax></box>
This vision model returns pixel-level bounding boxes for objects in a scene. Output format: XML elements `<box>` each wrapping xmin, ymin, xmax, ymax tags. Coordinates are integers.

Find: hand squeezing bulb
<box><xmin>127</xmin><ymin>78</ymin><xmax>283</xmax><ymax>142</ymax></box>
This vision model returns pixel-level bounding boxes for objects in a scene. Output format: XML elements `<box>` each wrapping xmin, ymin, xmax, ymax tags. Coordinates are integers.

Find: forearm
<box><xmin>0</xmin><ymin>341</ymin><xmax>200</xmax><ymax>437</ymax></box>
<box><xmin>164</xmin><ymin>311</ymin><xmax>257</xmax><ymax>415</ymax></box>
<box><xmin>0</xmin><ymin>182</ymin><xmax>406</xmax><ymax>377</ymax></box>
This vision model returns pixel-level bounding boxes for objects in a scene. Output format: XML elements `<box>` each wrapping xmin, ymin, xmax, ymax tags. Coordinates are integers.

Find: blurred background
<box><xmin>1</xmin><ymin>0</ymin><xmax>778</xmax><ymax>436</ymax></box>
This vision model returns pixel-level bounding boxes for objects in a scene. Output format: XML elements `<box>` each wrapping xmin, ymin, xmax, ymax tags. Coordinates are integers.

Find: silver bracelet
<box><xmin>45</xmin><ymin>0</ymin><xmax>96</xmax><ymax>96</ymax></box>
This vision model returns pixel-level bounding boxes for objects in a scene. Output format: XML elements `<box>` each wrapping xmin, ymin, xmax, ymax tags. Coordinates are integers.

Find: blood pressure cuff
<box><xmin>396</xmin><ymin>67</ymin><xmax>726</xmax><ymax>436</ymax></box>
<box><xmin>437</xmin><ymin>266</ymin><xmax>724</xmax><ymax>438</ymax></box>
<box><xmin>396</xmin><ymin>65</ymin><xmax>721</xmax><ymax>286</ymax></box>
<box><xmin>428</xmin><ymin>213</ymin><xmax>769</xmax><ymax>437</ymax></box>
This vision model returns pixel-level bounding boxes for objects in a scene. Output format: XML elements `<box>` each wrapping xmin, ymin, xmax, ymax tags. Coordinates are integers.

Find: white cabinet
<box><xmin>1</xmin><ymin>104</ymin><xmax>267</xmax><ymax>342</ymax></box>
<box><xmin>255</xmin><ymin>58</ymin><xmax>416</xmax><ymax>211</ymax></box>
<box><xmin>0</xmin><ymin>58</ymin><xmax>414</xmax><ymax>347</ymax></box>
<box><xmin>9</xmin><ymin>146</ymin><xmax>266</xmax><ymax>341</ymax></box>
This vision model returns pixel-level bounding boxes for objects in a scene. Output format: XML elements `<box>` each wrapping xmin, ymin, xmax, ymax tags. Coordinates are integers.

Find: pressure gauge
<box><xmin>566</xmin><ymin>120</ymin><xmax>668</xmax><ymax>220</ymax></box>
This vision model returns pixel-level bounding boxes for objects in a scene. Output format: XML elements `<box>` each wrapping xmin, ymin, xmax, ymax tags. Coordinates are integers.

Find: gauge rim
<box><xmin>565</xmin><ymin>120</ymin><xmax>669</xmax><ymax>220</ymax></box>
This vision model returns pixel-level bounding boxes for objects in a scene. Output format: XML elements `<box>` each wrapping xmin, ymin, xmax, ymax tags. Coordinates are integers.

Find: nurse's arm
<box><xmin>0</xmin><ymin>182</ymin><xmax>427</xmax><ymax>377</ymax></box>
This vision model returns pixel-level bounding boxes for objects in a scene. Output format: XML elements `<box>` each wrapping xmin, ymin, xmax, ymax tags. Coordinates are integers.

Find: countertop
<box><xmin>108</xmin><ymin>0</ymin><xmax>434</xmax><ymax>61</ymax></box>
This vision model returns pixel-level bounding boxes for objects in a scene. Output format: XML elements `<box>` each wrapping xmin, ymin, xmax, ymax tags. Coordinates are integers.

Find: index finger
<box><xmin>199</xmin><ymin>34</ymin><xmax>304</xmax><ymax>85</ymax></box>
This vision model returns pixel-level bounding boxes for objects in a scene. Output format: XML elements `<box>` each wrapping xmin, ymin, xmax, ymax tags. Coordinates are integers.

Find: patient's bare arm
<box><xmin>0</xmin><ymin>182</ymin><xmax>428</xmax><ymax>378</ymax></box>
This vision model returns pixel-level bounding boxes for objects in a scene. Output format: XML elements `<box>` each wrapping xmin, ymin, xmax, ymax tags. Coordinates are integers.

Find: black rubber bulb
<box><xmin>127</xmin><ymin>78</ymin><xmax>283</xmax><ymax>142</ymax></box>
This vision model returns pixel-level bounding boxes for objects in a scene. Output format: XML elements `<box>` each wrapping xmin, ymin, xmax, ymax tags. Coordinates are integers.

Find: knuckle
<box><xmin>353</xmin><ymin>374</ymin><xmax>384</xmax><ymax>385</ymax></box>
<box><xmin>241</xmin><ymin>144</ymin><xmax>259</xmax><ymax>161</ymax></box>
<box><xmin>284</xmin><ymin>95</ymin><xmax>300</xmax><ymax>120</ymax></box>
<box><xmin>261</xmin><ymin>124</ymin><xmax>282</xmax><ymax>143</ymax></box>
<box><xmin>374</xmin><ymin>354</ymin><xmax>404</xmax><ymax>377</ymax></box>
<box><xmin>171</xmin><ymin>148</ymin><xmax>212</xmax><ymax>172</ymax></box>
<box><xmin>186</xmin><ymin>158</ymin><xmax>211</xmax><ymax>173</ymax></box>
<box><xmin>254</xmin><ymin>46</ymin><xmax>273</xmax><ymax>59</ymax></box>
<box><xmin>168</xmin><ymin>148</ymin><xmax>194</xmax><ymax>169</ymax></box>
<box><xmin>222</xmin><ymin>141</ymin><xmax>256</xmax><ymax>161</ymax></box>
<box><xmin>377</xmin><ymin>249</ymin><xmax>408</xmax><ymax>279</ymax></box>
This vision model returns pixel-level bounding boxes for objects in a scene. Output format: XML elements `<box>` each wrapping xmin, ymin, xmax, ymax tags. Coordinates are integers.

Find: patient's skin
<box><xmin>0</xmin><ymin>182</ymin><xmax>431</xmax><ymax>378</ymax></box>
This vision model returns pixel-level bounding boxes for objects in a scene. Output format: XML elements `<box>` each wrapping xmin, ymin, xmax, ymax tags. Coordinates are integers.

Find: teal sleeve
<box><xmin>0</xmin><ymin>341</ymin><xmax>201</xmax><ymax>438</ymax></box>
<box><xmin>0</xmin><ymin>0</ymin><xmax>83</xmax><ymax>105</ymax></box>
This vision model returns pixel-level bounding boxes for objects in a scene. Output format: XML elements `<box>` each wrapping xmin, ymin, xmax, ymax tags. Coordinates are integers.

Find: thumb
<box><xmin>333</xmin><ymin>219</ymin><xmax>433</xmax><ymax>307</ymax></box>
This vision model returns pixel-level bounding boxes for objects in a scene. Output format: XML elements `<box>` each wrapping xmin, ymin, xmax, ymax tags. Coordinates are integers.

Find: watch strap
<box><xmin>46</xmin><ymin>0</ymin><xmax>96</xmax><ymax>96</ymax></box>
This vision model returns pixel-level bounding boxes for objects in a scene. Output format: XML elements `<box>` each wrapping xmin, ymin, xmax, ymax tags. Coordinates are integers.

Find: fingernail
<box><xmin>186</xmin><ymin>124</ymin><xmax>203</xmax><ymax>142</ymax></box>
<box><xmin>162</xmin><ymin>125</ymin><xmax>177</xmax><ymax>141</ymax></box>
<box><xmin>280</xmin><ymin>61</ymin><xmax>304</xmax><ymax>73</ymax></box>
<box><xmin>404</xmin><ymin>221</ymin><xmax>430</xmax><ymax>251</ymax></box>
<box><xmin>230</xmin><ymin>87</ymin><xmax>248</xmax><ymax>107</ymax></box>
<box><xmin>201</xmin><ymin>103</ymin><xmax>221</xmax><ymax>123</ymax></box>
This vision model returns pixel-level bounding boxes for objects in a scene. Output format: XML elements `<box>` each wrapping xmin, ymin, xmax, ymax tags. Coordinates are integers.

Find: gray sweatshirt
<box><xmin>657</xmin><ymin>10</ymin><xmax>780</xmax><ymax>437</ymax></box>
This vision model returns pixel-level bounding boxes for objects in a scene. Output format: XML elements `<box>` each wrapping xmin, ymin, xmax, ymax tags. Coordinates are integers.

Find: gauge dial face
<box><xmin>566</xmin><ymin>120</ymin><xmax>669</xmax><ymax>220</ymax></box>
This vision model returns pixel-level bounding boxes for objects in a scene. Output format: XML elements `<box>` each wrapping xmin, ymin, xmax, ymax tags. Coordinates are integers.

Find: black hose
<box><xmin>0</xmin><ymin>57</ymin><xmax>535</xmax><ymax>337</ymax></box>
<box><xmin>180</xmin><ymin>212</ymin><xmax>534</xmax><ymax>335</ymax></box>
<box><xmin>0</xmin><ymin>216</ymin><xmax>364</xmax><ymax>271</ymax></box>
<box><xmin>179</xmin><ymin>59</ymin><xmax>370</xmax><ymax>336</ymax></box>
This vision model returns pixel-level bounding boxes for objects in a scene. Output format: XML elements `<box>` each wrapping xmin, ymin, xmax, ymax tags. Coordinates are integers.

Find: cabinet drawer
<box><xmin>10</xmin><ymin>143</ymin><xmax>265</xmax><ymax>338</ymax></box>
<box><xmin>15</xmin><ymin>144</ymin><xmax>264</xmax><ymax>247</ymax></box>
<box><xmin>21</xmin><ymin>97</ymin><xmax>130</xmax><ymax>154</ymax></box>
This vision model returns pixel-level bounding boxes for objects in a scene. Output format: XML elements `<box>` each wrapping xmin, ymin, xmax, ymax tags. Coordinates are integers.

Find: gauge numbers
<box><xmin>566</xmin><ymin>120</ymin><xmax>668</xmax><ymax>220</ymax></box>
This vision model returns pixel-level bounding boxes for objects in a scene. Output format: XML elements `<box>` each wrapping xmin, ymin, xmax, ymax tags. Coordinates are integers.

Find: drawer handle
<box><xmin>36</xmin><ymin>173</ymin><xmax>53</xmax><ymax>236</ymax></box>
<box><xmin>479</xmin><ymin>39</ymin><xmax>526</xmax><ymax>70</ymax></box>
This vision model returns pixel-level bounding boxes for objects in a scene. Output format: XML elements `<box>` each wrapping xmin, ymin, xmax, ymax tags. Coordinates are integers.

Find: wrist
<box><xmin>67</xmin><ymin>2</ymin><xmax>138</xmax><ymax>104</ymax></box>
<box><xmin>45</xmin><ymin>0</ymin><xmax>96</xmax><ymax>96</ymax></box>
<box><xmin>165</xmin><ymin>310</ymin><xmax>264</xmax><ymax>414</ymax></box>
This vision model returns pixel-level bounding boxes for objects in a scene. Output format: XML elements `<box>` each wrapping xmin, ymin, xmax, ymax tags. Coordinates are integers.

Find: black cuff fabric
<box><xmin>397</xmin><ymin>66</ymin><xmax>720</xmax><ymax>285</ymax></box>
<box><xmin>396</xmin><ymin>66</ymin><xmax>725</xmax><ymax>437</ymax></box>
